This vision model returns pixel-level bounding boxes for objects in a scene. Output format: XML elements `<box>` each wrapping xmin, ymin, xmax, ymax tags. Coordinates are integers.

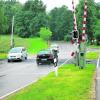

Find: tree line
<box><xmin>0</xmin><ymin>0</ymin><xmax>99</xmax><ymax>44</ymax></box>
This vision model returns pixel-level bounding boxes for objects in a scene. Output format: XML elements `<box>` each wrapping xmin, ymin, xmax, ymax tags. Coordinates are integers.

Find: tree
<box><xmin>0</xmin><ymin>0</ymin><xmax>22</xmax><ymax>34</ymax></box>
<box><xmin>76</xmin><ymin>0</ymin><xmax>96</xmax><ymax>43</ymax></box>
<box><xmin>49</xmin><ymin>6</ymin><xmax>73</xmax><ymax>40</ymax></box>
<box><xmin>95</xmin><ymin>2</ymin><xmax>100</xmax><ymax>19</ymax></box>
<box><xmin>3</xmin><ymin>0</ymin><xmax>17</xmax><ymax>34</ymax></box>
<box><xmin>94</xmin><ymin>19</ymin><xmax>100</xmax><ymax>45</ymax></box>
<box><xmin>0</xmin><ymin>4</ymin><xmax>8</xmax><ymax>34</ymax></box>
<box><xmin>39</xmin><ymin>27</ymin><xmax>52</xmax><ymax>42</ymax></box>
<box><xmin>15</xmin><ymin>0</ymin><xmax>48</xmax><ymax>38</ymax></box>
<box><xmin>94</xmin><ymin>2</ymin><xmax>100</xmax><ymax>45</ymax></box>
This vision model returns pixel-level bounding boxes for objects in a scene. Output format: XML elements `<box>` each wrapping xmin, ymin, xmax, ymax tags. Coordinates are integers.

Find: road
<box><xmin>0</xmin><ymin>43</ymin><xmax>74</xmax><ymax>98</ymax></box>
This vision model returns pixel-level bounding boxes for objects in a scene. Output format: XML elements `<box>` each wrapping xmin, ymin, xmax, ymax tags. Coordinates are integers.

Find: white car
<box><xmin>8</xmin><ymin>47</ymin><xmax>27</xmax><ymax>62</ymax></box>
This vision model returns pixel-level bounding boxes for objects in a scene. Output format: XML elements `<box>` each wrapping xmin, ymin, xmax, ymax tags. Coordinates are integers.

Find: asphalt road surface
<box><xmin>0</xmin><ymin>42</ymin><xmax>75</xmax><ymax>98</ymax></box>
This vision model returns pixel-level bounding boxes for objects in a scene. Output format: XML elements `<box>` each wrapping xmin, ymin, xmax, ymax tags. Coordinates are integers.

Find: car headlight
<box><xmin>8</xmin><ymin>54</ymin><xmax>10</xmax><ymax>58</ymax></box>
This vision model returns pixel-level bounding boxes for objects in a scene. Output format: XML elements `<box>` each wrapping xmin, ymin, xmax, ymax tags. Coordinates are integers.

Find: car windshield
<box><xmin>38</xmin><ymin>50</ymin><xmax>51</xmax><ymax>54</ymax></box>
<box><xmin>9</xmin><ymin>48</ymin><xmax>22</xmax><ymax>53</ymax></box>
<box><xmin>51</xmin><ymin>44</ymin><xmax>58</xmax><ymax>48</ymax></box>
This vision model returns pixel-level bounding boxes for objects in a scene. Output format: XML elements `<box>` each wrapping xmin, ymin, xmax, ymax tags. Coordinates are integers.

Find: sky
<box><xmin>19</xmin><ymin>0</ymin><xmax>100</xmax><ymax>11</ymax></box>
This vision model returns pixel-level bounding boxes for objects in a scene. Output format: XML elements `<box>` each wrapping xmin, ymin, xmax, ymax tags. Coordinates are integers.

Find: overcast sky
<box><xmin>19</xmin><ymin>0</ymin><xmax>100</xmax><ymax>11</ymax></box>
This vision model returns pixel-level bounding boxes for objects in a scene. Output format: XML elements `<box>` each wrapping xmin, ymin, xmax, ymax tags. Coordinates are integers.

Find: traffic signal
<box><xmin>72</xmin><ymin>30</ymin><xmax>79</xmax><ymax>39</ymax></box>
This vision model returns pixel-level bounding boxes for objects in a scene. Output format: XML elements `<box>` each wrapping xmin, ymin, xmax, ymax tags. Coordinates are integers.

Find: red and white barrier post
<box><xmin>72</xmin><ymin>0</ymin><xmax>77</xmax><ymax>31</ymax></box>
<box><xmin>71</xmin><ymin>0</ymin><xmax>80</xmax><ymax>66</ymax></box>
<box><xmin>82</xmin><ymin>0</ymin><xmax>87</xmax><ymax>42</ymax></box>
<box><xmin>71</xmin><ymin>0</ymin><xmax>88</xmax><ymax>68</ymax></box>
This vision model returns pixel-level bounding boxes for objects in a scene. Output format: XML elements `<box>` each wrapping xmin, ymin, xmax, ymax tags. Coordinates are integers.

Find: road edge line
<box><xmin>0</xmin><ymin>80</ymin><xmax>37</xmax><ymax>99</ymax></box>
<box><xmin>0</xmin><ymin>57</ymin><xmax>72</xmax><ymax>99</ymax></box>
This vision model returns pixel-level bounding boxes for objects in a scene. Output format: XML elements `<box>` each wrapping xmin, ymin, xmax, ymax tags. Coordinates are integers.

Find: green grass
<box><xmin>0</xmin><ymin>53</ymin><xmax>7</xmax><ymax>59</ymax></box>
<box><xmin>86</xmin><ymin>52</ymin><xmax>100</xmax><ymax>60</ymax></box>
<box><xmin>0</xmin><ymin>35</ymin><xmax>48</xmax><ymax>59</ymax></box>
<box><xmin>4</xmin><ymin>64</ymin><xmax>95</xmax><ymax>100</ymax></box>
<box><xmin>88</xmin><ymin>45</ymin><xmax>100</xmax><ymax>49</ymax></box>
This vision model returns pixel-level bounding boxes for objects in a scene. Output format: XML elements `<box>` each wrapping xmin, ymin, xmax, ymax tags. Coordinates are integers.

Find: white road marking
<box><xmin>0</xmin><ymin>80</ymin><xmax>37</xmax><ymax>99</ymax></box>
<box><xmin>96</xmin><ymin>77</ymin><xmax>100</xmax><ymax>80</ymax></box>
<box><xmin>58</xmin><ymin>57</ymin><xmax>72</xmax><ymax>67</ymax></box>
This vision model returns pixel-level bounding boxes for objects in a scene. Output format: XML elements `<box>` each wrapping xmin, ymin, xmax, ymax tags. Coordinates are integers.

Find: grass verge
<box><xmin>86</xmin><ymin>52</ymin><xmax>99</xmax><ymax>60</ymax></box>
<box><xmin>4</xmin><ymin>64</ymin><xmax>95</xmax><ymax>100</ymax></box>
<box><xmin>0</xmin><ymin>53</ymin><xmax>7</xmax><ymax>60</ymax></box>
<box><xmin>0</xmin><ymin>35</ymin><xmax>48</xmax><ymax>59</ymax></box>
<box><xmin>88</xmin><ymin>45</ymin><xmax>100</xmax><ymax>49</ymax></box>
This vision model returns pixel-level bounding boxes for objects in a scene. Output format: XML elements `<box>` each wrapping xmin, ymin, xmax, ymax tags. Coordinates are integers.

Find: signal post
<box><xmin>79</xmin><ymin>0</ymin><xmax>87</xmax><ymax>69</ymax></box>
<box><xmin>71</xmin><ymin>0</ymin><xmax>87</xmax><ymax>69</ymax></box>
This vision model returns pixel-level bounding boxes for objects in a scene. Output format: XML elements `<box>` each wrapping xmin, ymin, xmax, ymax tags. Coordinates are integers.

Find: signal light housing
<box><xmin>72</xmin><ymin>30</ymin><xmax>79</xmax><ymax>39</ymax></box>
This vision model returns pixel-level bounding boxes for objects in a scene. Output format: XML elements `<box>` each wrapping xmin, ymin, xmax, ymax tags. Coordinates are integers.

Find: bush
<box><xmin>18</xmin><ymin>32</ymin><xmax>30</xmax><ymax>38</ymax></box>
<box><xmin>94</xmin><ymin>32</ymin><xmax>100</xmax><ymax>45</ymax></box>
<box><xmin>64</xmin><ymin>34</ymin><xmax>72</xmax><ymax>41</ymax></box>
<box><xmin>94</xmin><ymin>19</ymin><xmax>100</xmax><ymax>45</ymax></box>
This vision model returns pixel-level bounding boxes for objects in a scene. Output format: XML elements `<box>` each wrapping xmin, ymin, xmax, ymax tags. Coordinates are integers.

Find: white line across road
<box><xmin>58</xmin><ymin>57</ymin><xmax>72</xmax><ymax>67</ymax></box>
<box><xmin>0</xmin><ymin>57</ymin><xmax>72</xmax><ymax>99</ymax></box>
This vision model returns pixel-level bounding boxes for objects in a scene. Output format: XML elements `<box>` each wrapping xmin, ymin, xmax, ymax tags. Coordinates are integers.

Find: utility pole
<box><xmin>11</xmin><ymin>16</ymin><xmax>14</xmax><ymax>48</ymax></box>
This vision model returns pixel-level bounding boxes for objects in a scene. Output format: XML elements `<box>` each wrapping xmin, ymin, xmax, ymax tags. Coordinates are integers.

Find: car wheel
<box><xmin>48</xmin><ymin>61</ymin><xmax>51</xmax><ymax>65</ymax></box>
<box><xmin>37</xmin><ymin>61</ymin><xmax>40</xmax><ymax>65</ymax></box>
<box><xmin>25</xmin><ymin>57</ymin><xmax>27</xmax><ymax>60</ymax></box>
<box><xmin>8</xmin><ymin>59</ymin><xmax>11</xmax><ymax>62</ymax></box>
<box><xmin>20</xmin><ymin>56</ymin><xmax>23</xmax><ymax>61</ymax></box>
